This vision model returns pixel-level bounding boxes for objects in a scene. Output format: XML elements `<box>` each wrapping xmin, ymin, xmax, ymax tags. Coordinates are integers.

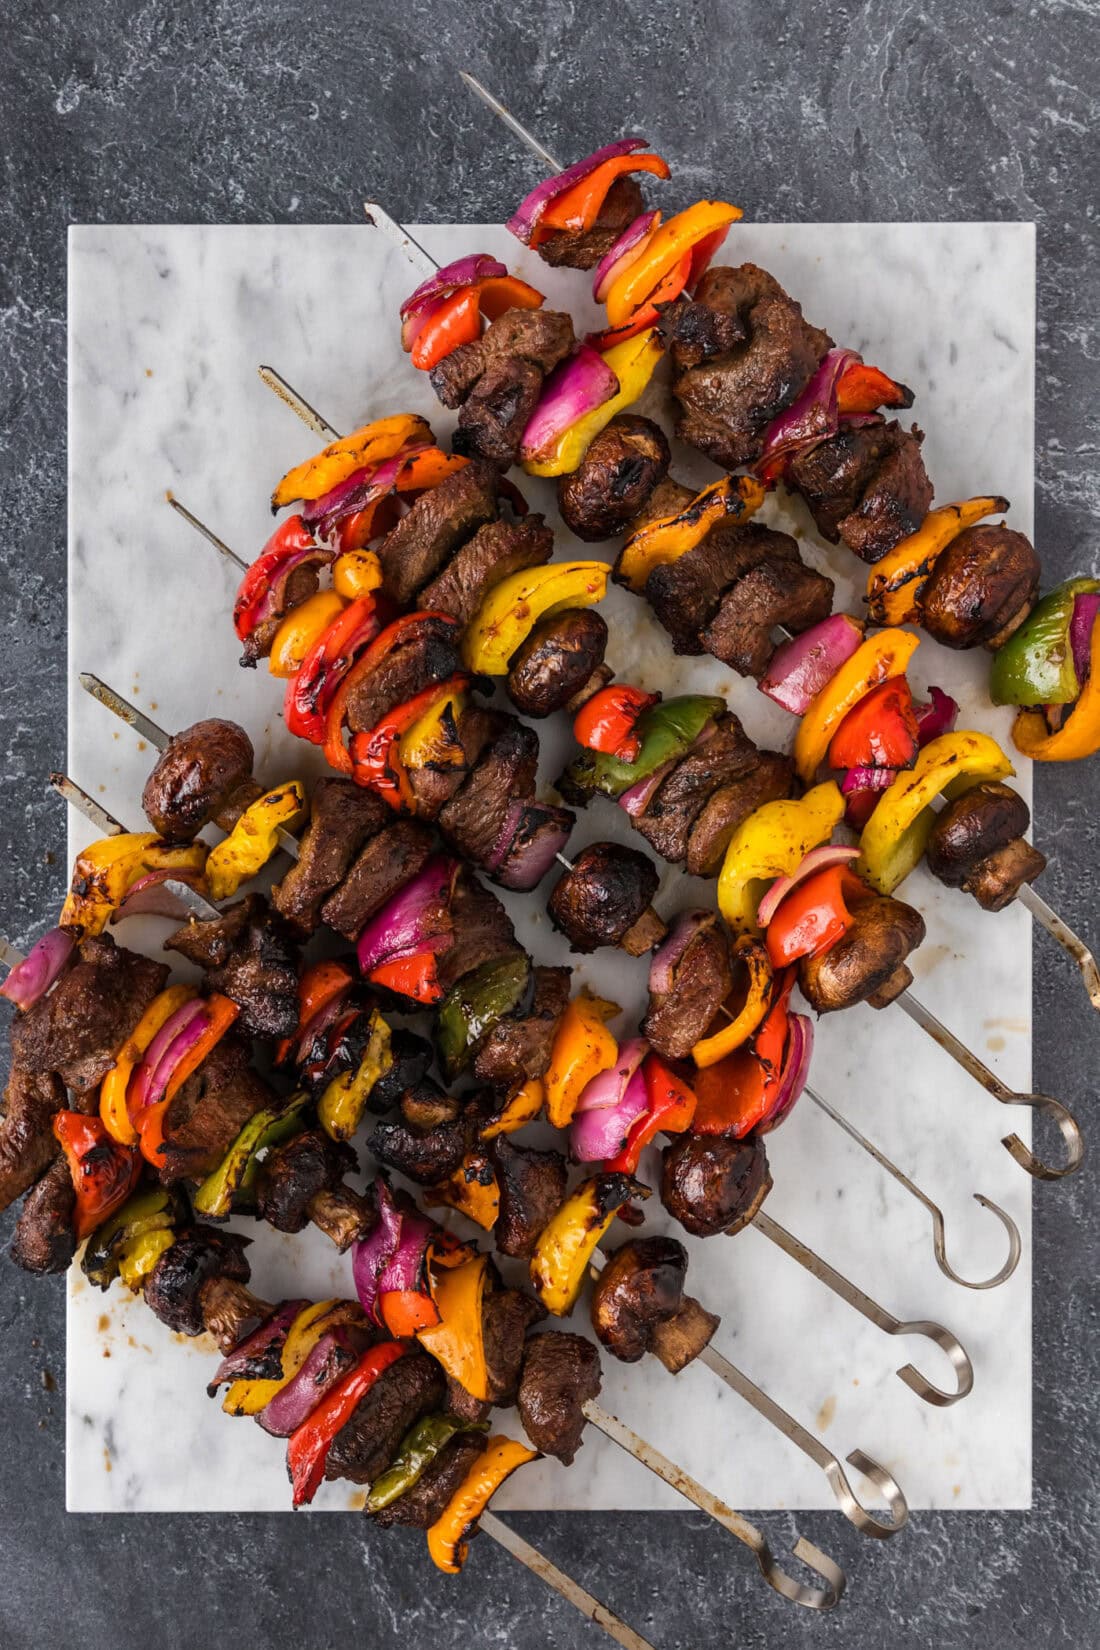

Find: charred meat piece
<box><xmin>471</xmin><ymin>965</ymin><xmax>571</xmax><ymax>1091</ymax></box>
<box><xmin>656</xmin><ymin>289</ymin><xmax>748</xmax><ymax>370</ymax></box>
<box><xmin>143</xmin><ymin>1225</ymin><xmax>251</xmax><ymax>1338</ymax></box>
<box><xmin>506</xmin><ymin>608</ymin><xmax>610</xmax><ymax>719</ymax></box>
<box><xmin>558</xmin><ymin>414</ymin><xmax>671</xmax><ymax>541</ymax></box>
<box><xmin>366</xmin><ymin>1032</ymin><xmax>434</xmax><ymax>1118</ymax></box>
<box><xmin>443</xmin><ymin>1373</ymin><xmax>493</xmax><ymax>1426</ymax></box>
<box><xmin>548</xmin><ymin>841</ymin><xmax>663</xmax><ymax>955</ymax></box>
<box><xmin>430</xmin><ymin>309</ymin><xmax>576</xmax><ymax>409</ymax></box>
<box><xmin>641</xmin><ymin>522</ymin><xmax>801</xmax><ymax>655</ymax></box>
<box><xmin>142</xmin><ymin>719</ymin><xmax>256</xmax><ymax>840</ymax></box>
<box><xmin>491</xmin><ymin>1136</ymin><xmax>569</xmax><ymax>1259</ymax></box>
<box><xmin>786</xmin><ymin>420</ymin><xmax>933</xmax><ymax>563</ymax></box>
<box><xmin>628</xmin><ymin>476</ymin><xmax>696</xmax><ymax>536</ymax></box>
<box><xmin>406</xmin><ymin>705</ymin><xmax>503</xmax><ymax>820</ymax></box>
<box><xmin>454</xmin><ymin>356</ymin><xmax>545</xmax><ymax>467</ymax></box>
<box><xmin>920</xmin><ymin>525</ymin><xmax>1040</xmax><ymax>650</ymax></box>
<box><xmin>925</xmin><ymin>782</ymin><xmax>1045</xmax><ymax>911</ymax></box>
<box><xmin>371</xmin><ymin>1431</ymin><xmax>489</xmax><ymax>1529</ymax></box>
<box><xmin>164</xmin><ymin>895</ymin><xmax>299</xmax><ymax>1040</ymax></box>
<box><xmin>256</xmin><ymin>1129</ymin><xmax>358</xmax><ymax>1233</ymax></box>
<box><xmin>320</xmin><ymin>820</ymin><xmax>436</xmax><ymax>942</ymax></box>
<box><xmin>438</xmin><ymin>714</ymin><xmax>540</xmax><ymax>868</ymax></box>
<box><xmin>272</xmin><ymin>778</ymin><xmax>388</xmax><ymax>935</ymax></box>
<box><xmin>661</xmin><ymin>1132</ymin><xmax>772</xmax><ymax>1238</ymax></box>
<box><xmin>668</xmin><ymin>264</ymin><xmax>833</xmax><ymax>468</ymax></box>
<box><xmin>238</xmin><ymin>554</ymin><xmax>332</xmax><ymax>666</ymax></box>
<box><xmin>10</xmin><ymin>1158</ymin><xmax>77</xmax><ymax>1275</ymax></box>
<box><xmin>799</xmin><ymin>894</ymin><xmax>926</xmax><ymax>1013</ymax></box>
<box><xmin>345</xmin><ymin>613</ymin><xmax>462</xmax><ymax>736</ymax></box>
<box><xmin>326</xmin><ymin>1350</ymin><xmax>446</xmax><ymax>1485</ymax></box>
<box><xmin>536</xmin><ymin>175</ymin><xmax>646</xmax><ymax>270</ymax></box>
<box><xmin>517</xmin><ymin>1332</ymin><xmax>601</xmax><ymax>1464</ymax></box>
<box><xmin>10</xmin><ymin>933</ymin><xmax>169</xmax><ymax>1097</ymax></box>
<box><xmin>0</xmin><ymin>1066</ymin><xmax>69</xmax><ymax>1214</ymax></box>
<box><xmin>436</xmin><ymin>873</ymin><xmax>522</xmax><ymax>995</ymax></box>
<box><xmin>398</xmin><ymin>1078</ymin><xmax>460</xmax><ymax>1132</ymax></box>
<box><xmin>701</xmin><ymin>556</ymin><xmax>835</xmax><ymax>679</ymax></box>
<box><xmin>155</xmin><ymin>1032</ymin><xmax>274</xmax><ymax>1184</ymax></box>
<box><xmin>642</xmin><ymin>911</ymin><xmax>733</xmax><ymax>1061</ymax></box>
<box><xmin>371</xmin><ymin>1111</ymin><xmax>472</xmax><ymax>1186</ymax></box>
<box><xmin>634</xmin><ymin>713</ymin><xmax>759</xmax><ymax>865</ymax></box>
<box><xmin>590</xmin><ymin>1236</ymin><xmax>717</xmax><ymax>1371</ymax></box>
<box><xmin>686</xmin><ymin>752</ymin><xmax>796</xmax><ymax>878</ymax></box>
<box><xmin>418</xmin><ymin>514</ymin><xmax>554</xmax><ymax>628</ymax></box>
<box><xmin>483</xmin><ymin>1281</ymin><xmax>547</xmax><ymax>1405</ymax></box>
<box><xmin>375</xmin><ymin>461</ymin><xmax>501</xmax><ymax>605</ymax></box>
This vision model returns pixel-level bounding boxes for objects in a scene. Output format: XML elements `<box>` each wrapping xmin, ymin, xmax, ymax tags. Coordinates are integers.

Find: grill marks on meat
<box><xmin>345</xmin><ymin>614</ymin><xmax>462</xmax><ymax>736</ymax></box>
<box><xmin>417</xmin><ymin>514</ymin><xmax>554</xmax><ymax>628</ymax></box>
<box><xmin>517</xmin><ymin>1332</ymin><xmax>600</xmax><ymax>1465</ymax></box>
<box><xmin>634</xmin><ymin>713</ymin><xmax>757</xmax><ymax>864</ymax></box>
<box><xmin>142</xmin><ymin>720</ymin><xmax>256</xmax><ymax>840</ymax></box>
<box><xmin>164</xmin><ymin>895</ymin><xmax>299</xmax><ymax>1040</ymax></box>
<box><xmin>454</xmin><ymin>357</ymin><xmax>545</xmax><ymax>467</ymax></box>
<box><xmin>640</xmin><ymin>522</ymin><xmax>802</xmax><ymax>655</ymax></box>
<box><xmin>10</xmin><ymin>1157</ymin><xmax>77</xmax><ymax>1275</ymax></box>
<box><xmin>686</xmin><ymin>752</ymin><xmax>796</xmax><ymax>879</ymax></box>
<box><xmin>799</xmin><ymin>895</ymin><xmax>926</xmax><ymax>1013</ymax></box>
<box><xmin>429</xmin><ymin>309</ymin><xmax>575</xmax><ymax>467</ymax></box>
<box><xmin>920</xmin><ymin>524</ymin><xmax>1041</xmax><ymax>650</ymax></box>
<box><xmin>326</xmin><ymin>1350</ymin><xmax>445</xmax><ymax>1485</ymax></box>
<box><xmin>320</xmin><ymin>821</ymin><xmax>435</xmax><ymax>942</ymax></box>
<box><xmin>642</xmin><ymin>912</ymin><xmax>733</xmax><ymax>1061</ymax></box>
<box><xmin>10</xmin><ymin>934</ymin><xmax>169</xmax><ymax>1097</ymax></box>
<box><xmin>371</xmin><ymin>1431</ymin><xmax>488</xmax><ymax>1529</ymax></box>
<box><xmin>786</xmin><ymin>420</ymin><xmax>933</xmax><ymax>563</ymax></box>
<box><xmin>548</xmin><ymin>842</ymin><xmax>660</xmax><ymax>953</ymax></box>
<box><xmin>471</xmin><ymin>965</ymin><xmax>571</xmax><ymax>1091</ymax></box>
<box><xmin>506</xmin><ymin>608</ymin><xmax>610</xmax><ymax>719</ymax></box>
<box><xmin>536</xmin><ymin>176</ymin><xmax>646</xmax><ymax>269</ymax></box>
<box><xmin>436</xmin><ymin>874</ymin><xmax>521</xmax><ymax>995</ymax></box>
<box><xmin>0</xmin><ymin>1066</ymin><xmax>68</xmax><ymax>1214</ymax></box>
<box><xmin>661</xmin><ymin>1132</ymin><xmax>772</xmax><ymax>1238</ymax></box>
<box><xmin>482</xmin><ymin>1282</ymin><xmax>547</xmax><ymax>1405</ymax></box>
<box><xmin>256</xmin><ymin>1130</ymin><xmax>357</xmax><ymax>1233</ymax></box>
<box><xmin>559</xmin><ymin>415</ymin><xmax>671</xmax><ymax>542</ymax></box>
<box><xmin>701</xmin><ymin>556</ymin><xmax>835</xmax><ymax>678</ymax></box>
<box><xmin>491</xmin><ymin>1136</ymin><xmax>568</xmax><ymax>1259</ymax></box>
<box><xmin>273</xmin><ymin>778</ymin><xmax>388</xmax><ymax>934</ymax></box>
<box><xmin>155</xmin><ymin>1032</ymin><xmax>274</xmax><ymax>1184</ymax></box>
<box><xmin>925</xmin><ymin>782</ymin><xmax>1045</xmax><ymax>910</ymax></box>
<box><xmin>376</xmin><ymin>462</ymin><xmax>501</xmax><ymax>605</ymax></box>
<box><xmin>438</xmin><ymin>715</ymin><xmax>539</xmax><ymax>868</ymax></box>
<box><xmin>665</xmin><ymin>264</ymin><xmax>833</xmax><ymax>468</ymax></box>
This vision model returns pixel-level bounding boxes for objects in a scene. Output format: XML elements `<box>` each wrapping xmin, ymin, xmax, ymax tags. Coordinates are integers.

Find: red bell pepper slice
<box><xmin>765</xmin><ymin>866</ymin><xmax>868</xmax><ymax>969</ymax></box>
<box><xmin>348</xmin><ymin>672</ymin><xmax>470</xmax><ymax>811</ymax></box>
<box><xmin>322</xmin><ymin>613</ymin><xmax>460</xmax><ymax>781</ymax></box>
<box><xmin>827</xmin><ymin>677</ymin><xmax>920</xmax><ymax>771</ymax></box>
<box><xmin>52</xmin><ymin>1111</ymin><xmax>141</xmax><ymax>1241</ymax></box>
<box><xmin>287</xmin><ymin>1341</ymin><xmax>407</xmax><ymax>1507</ymax></box>
<box><xmin>285</xmin><ymin>594</ymin><xmax>381</xmax><ymax>745</ymax></box>
<box><xmin>692</xmin><ymin>973</ymin><xmax>795</xmax><ymax>1138</ymax></box>
<box><xmin>411</xmin><ymin>289</ymin><xmax>482</xmax><ymax>371</ymax></box>
<box><xmin>605</xmin><ymin>1055</ymin><xmax>697</xmax><ymax>1174</ymax></box>
<box><xmin>836</xmin><ymin>360</ymin><xmax>912</xmax><ymax>416</ymax></box>
<box><xmin>233</xmin><ymin>515</ymin><xmax>317</xmax><ymax>642</ymax></box>
<box><xmin>572</xmin><ymin>684</ymin><xmax>658</xmax><ymax>763</ymax></box>
<box><xmin>276</xmin><ymin>960</ymin><xmax>355</xmax><ymax>1065</ymax></box>
<box><xmin>367</xmin><ymin>950</ymin><xmax>443</xmax><ymax>1006</ymax></box>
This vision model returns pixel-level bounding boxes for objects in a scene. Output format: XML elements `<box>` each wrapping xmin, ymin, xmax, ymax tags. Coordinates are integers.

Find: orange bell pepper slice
<box><xmin>691</xmin><ymin>936</ymin><xmax>773</xmax><ymax>1068</ymax></box>
<box><xmin>475</xmin><ymin>275</ymin><xmax>545</xmax><ymax>320</ymax></box>
<box><xmin>275</xmin><ymin>960</ymin><xmax>354</xmax><ymax>1065</ymax></box>
<box><xmin>693</xmin><ymin>973</ymin><xmax>794</xmax><ymax>1138</ymax></box>
<box><xmin>425</xmin><ymin>1151</ymin><xmax>501</xmax><ymax>1231</ymax></box>
<box><xmin>1011</xmin><ymin>615</ymin><xmax>1100</xmax><ymax>761</ymax></box>
<box><xmin>536</xmin><ymin>153</ymin><xmax>671</xmax><ymax>237</ymax></box>
<box><xmin>416</xmin><ymin>1252</ymin><xmax>492</xmax><ymax>1401</ymax></box>
<box><xmin>380</xmin><ymin>1289</ymin><xmax>441</xmax><ymax>1340</ymax></box>
<box><xmin>479</xmin><ymin>1077</ymin><xmax>545</xmax><ymax>1139</ymax></box>
<box><xmin>367</xmin><ymin>951</ymin><xmax>443</xmax><ymax>1006</ymax></box>
<box><xmin>866</xmin><ymin>496</ymin><xmax>1010</xmax><ymax>626</ymax></box>
<box><xmin>835</xmin><ymin>361</ymin><xmax>913</xmax><ymax>416</ymax></box>
<box><xmin>137</xmin><ymin>994</ymin><xmax>241</xmax><ymax>1168</ymax></box>
<box><xmin>604</xmin><ymin>199</ymin><xmax>742</xmax><ymax>327</ymax></box>
<box><xmin>427</xmin><ymin>1435</ymin><xmax>538</xmax><ymax>1573</ymax></box>
<box><xmin>99</xmin><ymin>984</ymin><xmax>196</xmax><ymax>1145</ymax></box>
<box><xmin>411</xmin><ymin>288</ymin><xmax>482</xmax><ymax>371</ymax></box>
<box><xmin>544</xmin><ymin>991</ymin><xmax>620</xmax><ymax>1129</ymax></box>
<box><xmin>272</xmin><ymin>413</ymin><xmax>432</xmax><ymax>510</ymax></box>
<box><xmin>617</xmin><ymin>475</ymin><xmax>766</xmax><ymax>592</ymax></box>
<box><xmin>794</xmin><ymin>628</ymin><xmax>920</xmax><ymax>785</ymax></box>
<box><xmin>826</xmin><ymin>677</ymin><xmax>920</xmax><ymax>772</ymax></box>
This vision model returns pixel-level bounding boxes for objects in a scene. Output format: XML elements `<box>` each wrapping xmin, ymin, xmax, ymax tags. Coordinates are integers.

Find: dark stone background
<box><xmin>1</xmin><ymin>4</ymin><xmax>1096</xmax><ymax>1646</ymax></box>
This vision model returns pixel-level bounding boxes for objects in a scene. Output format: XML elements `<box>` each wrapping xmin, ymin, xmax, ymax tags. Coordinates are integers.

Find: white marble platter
<box><xmin>66</xmin><ymin>221</ymin><xmax>1034</xmax><ymax>1513</ymax></box>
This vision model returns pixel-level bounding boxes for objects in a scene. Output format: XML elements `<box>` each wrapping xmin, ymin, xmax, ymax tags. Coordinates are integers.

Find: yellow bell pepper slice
<box><xmin>424</xmin><ymin>1151</ymin><xmax>501</xmax><ymax>1230</ymax></box>
<box><xmin>61</xmin><ymin>835</ymin><xmax>209</xmax><ymax>938</ymax></box>
<box><xmin>717</xmin><ymin>782</ymin><xmax>845</xmax><ymax>934</ymax></box>
<box><xmin>117</xmin><ymin>1225</ymin><xmax>176</xmax><ymax>1290</ymax></box>
<box><xmin>523</xmin><ymin>329</ymin><xmax>663</xmax><ymax>477</ymax></box>
<box><xmin>268</xmin><ymin>591</ymin><xmax>346</xmax><ymax>678</ymax></box>
<box><xmin>427</xmin><ymin>1435</ymin><xmax>538</xmax><ymax>1574</ymax></box>
<box><xmin>605</xmin><ymin>200</ymin><xmax>742</xmax><ymax>327</ymax></box>
<box><xmin>479</xmin><ymin>1077</ymin><xmax>545</xmax><ymax>1139</ymax></box>
<box><xmin>1010</xmin><ymin>618</ymin><xmax>1100</xmax><ymax>761</ymax></box>
<box><xmin>317</xmin><ymin>1007</ymin><xmax>392</xmax><ymax>1141</ymax></box>
<box><xmin>399</xmin><ymin>679</ymin><xmax>469</xmax><ymax>771</ymax></box>
<box><xmin>866</xmin><ymin>497</ymin><xmax>1010</xmax><ymax>626</ymax></box>
<box><xmin>463</xmin><ymin>562</ymin><xmax>610</xmax><ymax>675</ymax></box>
<box><xmin>793</xmin><ymin>628</ymin><xmax>920</xmax><ymax>785</ymax></box>
<box><xmin>857</xmin><ymin>730</ymin><xmax>1015</xmax><ymax>893</ymax></box>
<box><xmin>691</xmin><ymin>936</ymin><xmax>773</xmax><ymax>1068</ymax></box>
<box><xmin>617</xmin><ymin>475</ymin><xmax>766</xmax><ymax>592</ymax></box>
<box><xmin>99</xmin><ymin>983</ymin><xmax>197</xmax><ymax>1145</ymax></box>
<box><xmin>204</xmin><ymin>783</ymin><xmax>307</xmax><ymax>902</ymax></box>
<box><xmin>530</xmin><ymin>1174</ymin><xmax>639</xmax><ymax>1316</ymax></box>
<box><xmin>271</xmin><ymin>413</ymin><xmax>432</xmax><ymax>510</ymax></box>
<box><xmin>544</xmin><ymin>993</ymin><xmax>620</xmax><ymax>1130</ymax></box>
<box><xmin>417</xmin><ymin>1253</ymin><xmax>492</xmax><ymax>1400</ymax></box>
<box><xmin>333</xmin><ymin>548</ymin><xmax>383</xmax><ymax>599</ymax></box>
<box><xmin>221</xmin><ymin>1299</ymin><xmax>363</xmax><ymax>1415</ymax></box>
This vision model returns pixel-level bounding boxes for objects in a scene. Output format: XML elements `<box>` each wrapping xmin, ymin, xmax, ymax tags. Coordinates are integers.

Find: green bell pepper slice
<box><xmin>366</xmin><ymin>1414</ymin><xmax>488</xmax><ymax>1513</ymax></box>
<box><xmin>562</xmin><ymin>694</ymin><xmax>725</xmax><ymax>799</ymax></box>
<box><xmin>990</xmin><ymin>577</ymin><xmax>1100</xmax><ymax>706</ymax></box>
<box><xmin>437</xmin><ymin>955</ymin><xmax>532</xmax><ymax>1078</ymax></box>
<box><xmin>194</xmin><ymin>1090</ymin><xmax>312</xmax><ymax>1219</ymax></box>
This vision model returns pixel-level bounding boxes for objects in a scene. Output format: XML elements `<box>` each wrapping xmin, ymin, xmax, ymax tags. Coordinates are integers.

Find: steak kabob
<box><xmin>0</xmin><ymin>801</ymin><xmax>849</xmax><ymax>1616</ymax></box>
<box><xmin>71</xmin><ymin>688</ymin><xmax>922</xmax><ymax>1532</ymax></box>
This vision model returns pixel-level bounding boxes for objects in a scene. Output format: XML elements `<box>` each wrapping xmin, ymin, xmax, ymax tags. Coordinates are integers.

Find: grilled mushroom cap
<box><xmin>926</xmin><ymin>782</ymin><xmax>1046</xmax><ymax>910</ymax></box>
<box><xmin>920</xmin><ymin>524</ymin><xmax>1040</xmax><ymax>650</ymax></box>
<box><xmin>142</xmin><ymin>719</ymin><xmax>256</xmax><ymax>840</ymax></box>
<box><xmin>547</xmin><ymin>841</ymin><xmax>663</xmax><ymax>954</ymax></box>
<box><xmin>661</xmin><ymin>1132</ymin><xmax>772</xmax><ymax>1238</ymax></box>
<box><xmin>799</xmin><ymin>895</ymin><xmax>926</xmax><ymax>1013</ymax></box>
<box><xmin>558</xmin><ymin>414</ymin><xmax>671</xmax><ymax>542</ymax></box>
<box><xmin>143</xmin><ymin>1226</ymin><xmax>251</xmax><ymax>1337</ymax></box>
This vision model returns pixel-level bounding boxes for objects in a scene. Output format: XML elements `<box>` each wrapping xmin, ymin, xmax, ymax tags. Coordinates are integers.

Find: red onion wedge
<box><xmin>110</xmin><ymin>869</ymin><xmax>210</xmax><ymax>925</ymax></box>
<box><xmin>355</xmin><ymin>856</ymin><xmax>457</xmax><ymax>973</ymax></box>
<box><xmin>755</xmin><ymin>348</ymin><xmax>861</xmax><ymax>475</ymax></box>
<box><xmin>649</xmin><ymin>912</ymin><xmax>710</xmax><ymax>997</ymax></box>
<box><xmin>1071</xmin><ymin>593</ymin><xmax>1100</xmax><ymax>687</ymax></box>
<box><xmin>399</xmin><ymin>254</ymin><xmax>508</xmax><ymax>349</ymax></box>
<box><xmin>507</xmin><ymin>138</ymin><xmax>649</xmax><ymax>245</ymax></box>
<box><xmin>757</xmin><ymin>846</ymin><xmax>861</xmax><ymax>929</ymax></box>
<box><xmin>617</xmin><ymin>754</ymin><xmax>676</xmax><ymax>819</ymax></box>
<box><xmin>758</xmin><ymin>1013</ymin><xmax>814</xmax><ymax>1134</ymax></box>
<box><xmin>352</xmin><ymin>1180</ymin><xmax>437</xmax><ymax>1329</ymax></box>
<box><xmin>258</xmin><ymin>1322</ymin><xmax>372</xmax><ymax>1436</ymax></box>
<box><xmin>519</xmin><ymin>346</ymin><xmax>620</xmax><ymax>465</ymax></box>
<box><xmin>840</xmin><ymin>765</ymin><xmax>898</xmax><ymax>828</ymax></box>
<box><xmin>303</xmin><ymin>443</ymin><xmax>433</xmax><ymax>539</ymax></box>
<box><xmin>206</xmin><ymin>1299</ymin><xmax>309</xmax><ymax>1396</ymax></box>
<box><xmin>571</xmin><ymin>1039</ymin><xmax>650</xmax><ymax>1162</ymax></box>
<box><xmin>592</xmin><ymin>210</ymin><xmax>661</xmax><ymax>302</ymax></box>
<box><xmin>913</xmin><ymin>685</ymin><xmax>959</xmax><ymax>747</ymax></box>
<box><xmin>0</xmin><ymin>927</ymin><xmax>75</xmax><ymax>1009</ymax></box>
<box><xmin>759</xmin><ymin>614</ymin><xmax>865</xmax><ymax>715</ymax></box>
<box><xmin>486</xmin><ymin>800</ymin><xmax>573</xmax><ymax>890</ymax></box>
<box><xmin>127</xmin><ymin>995</ymin><xmax>206</xmax><ymax>1117</ymax></box>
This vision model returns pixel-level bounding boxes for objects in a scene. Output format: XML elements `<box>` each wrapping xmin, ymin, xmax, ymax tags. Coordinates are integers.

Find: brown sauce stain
<box><xmin>97</xmin><ymin>1314</ymin><xmax>110</xmax><ymax>1332</ymax></box>
<box><xmin>987</xmin><ymin>1034</ymin><xmax>1006</xmax><ymax>1053</ymax></box>
<box><xmin>103</xmin><ymin>1448</ymin><xmax>112</xmax><ymax>1474</ymax></box>
<box><xmin>347</xmin><ymin>1490</ymin><xmax>366</xmax><ymax>1511</ymax></box>
<box><xmin>816</xmin><ymin>1395</ymin><xmax>836</xmax><ymax>1431</ymax></box>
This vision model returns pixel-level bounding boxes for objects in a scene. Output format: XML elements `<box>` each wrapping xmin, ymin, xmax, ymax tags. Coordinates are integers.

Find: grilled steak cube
<box><xmin>417</xmin><ymin>514</ymin><xmax>554</xmax><ymax>628</ymax></box>
<box><xmin>517</xmin><ymin>1331</ymin><xmax>601</xmax><ymax>1463</ymax></box>
<box><xmin>375</xmin><ymin>461</ymin><xmax>501</xmax><ymax>604</ymax></box>
<box><xmin>272</xmin><ymin>778</ymin><xmax>388</xmax><ymax>935</ymax></box>
<box><xmin>700</xmin><ymin>555</ymin><xmax>835</xmax><ymax>678</ymax></box>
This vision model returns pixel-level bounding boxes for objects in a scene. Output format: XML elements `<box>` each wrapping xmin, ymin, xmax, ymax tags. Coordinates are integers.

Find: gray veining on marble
<box><xmin>1</xmin><ymin>4</ymin><xmax>1098</xmax><ymax>1649</ymax></box>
